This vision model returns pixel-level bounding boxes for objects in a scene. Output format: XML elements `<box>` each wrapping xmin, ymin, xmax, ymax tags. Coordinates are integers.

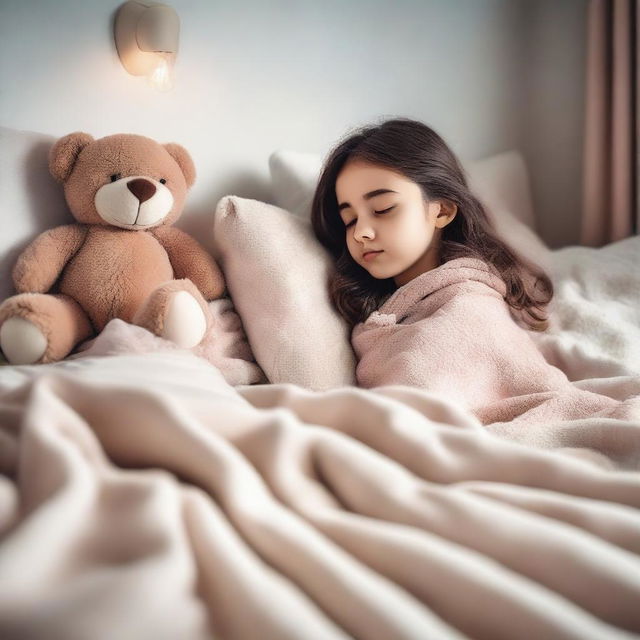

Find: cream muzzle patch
<box><xmin>94</xmin><ymin>176</ymin><xmax>174</xmax><ymax>228</ymax></box>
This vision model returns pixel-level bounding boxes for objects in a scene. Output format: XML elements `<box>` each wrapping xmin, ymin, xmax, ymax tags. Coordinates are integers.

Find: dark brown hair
<box><xmin>311</xmin><ymin>118</ymin><xmax>553</xmax><ymax>330</ymax></box>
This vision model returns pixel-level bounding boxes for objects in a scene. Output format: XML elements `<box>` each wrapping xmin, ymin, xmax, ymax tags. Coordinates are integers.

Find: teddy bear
<box><xmin>0</xmin><ymin>132</ymin><xmax>225</xmax><ymax>365</ymax></box>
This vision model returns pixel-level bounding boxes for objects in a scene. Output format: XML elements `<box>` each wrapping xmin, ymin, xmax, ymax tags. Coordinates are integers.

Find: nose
<box><xmin>127</xmin><ymin>178</ymin><xmax>156</xmax><ymax>203</ymax></box>
<box><xmin>353</xmin><ymin>218</ymin><xmax>375</xmax><ymax>242</ymax></box>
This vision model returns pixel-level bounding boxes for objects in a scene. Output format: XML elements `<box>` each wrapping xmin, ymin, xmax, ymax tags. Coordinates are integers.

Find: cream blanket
<box><xmin>352</xmin><ymin>258</ymin><xmax>640</xmax><ymax>467</ymax></box>
<box><xmin>71</xmin><ymin>297</ymin><xmax>266</xmax><ymax>386</ymax></box>
<box><xmin>1</xmin><ymin>351</ymin><xmax>640</xmax><ymax>639</ymax></box>
<box><xmin>531</xmin><ymin>236</ymin><xmax>640</xmax><ymax>380</ymax></box>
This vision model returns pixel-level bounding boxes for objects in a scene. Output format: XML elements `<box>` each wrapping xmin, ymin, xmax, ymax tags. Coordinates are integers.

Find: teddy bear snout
<box><xmin>127</xmin><ymin>178</ymin><xmax>156</xmax><ymax>203</ymax></box>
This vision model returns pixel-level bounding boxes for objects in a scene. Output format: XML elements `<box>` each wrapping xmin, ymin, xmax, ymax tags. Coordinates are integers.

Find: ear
<box><xmin>164</xmin><ymin>143</ymin><xmax>196</xmax><ymax>188</ymax></box>
<box><xmin>433</xmin><ymin>199</ymin><xmax>457</xmax><ymax>229</ymax></box>
<box><xmin>49</xmin><ymin>132</ymin><xmax>94</xmax><ymax>183</ymax></box>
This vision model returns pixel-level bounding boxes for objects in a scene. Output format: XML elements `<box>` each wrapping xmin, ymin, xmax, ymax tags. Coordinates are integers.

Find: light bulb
<box><xmin>147</xmin><ymin>52</ymin><xmax>175</xmax><ymax>91</ymax></box>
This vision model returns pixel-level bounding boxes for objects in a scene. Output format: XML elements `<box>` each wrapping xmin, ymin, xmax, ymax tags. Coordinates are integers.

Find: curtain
<box><xmin>581</xmin><ymin>0</ymin><xmax>638</xmax><ymax>246</ymax></box>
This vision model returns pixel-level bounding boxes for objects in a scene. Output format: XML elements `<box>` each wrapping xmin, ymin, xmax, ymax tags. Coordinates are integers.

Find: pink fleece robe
<box><xmin>352</xmin><ymin>258</ymin><xmax>640</xmax><ymax>426</ymax></box>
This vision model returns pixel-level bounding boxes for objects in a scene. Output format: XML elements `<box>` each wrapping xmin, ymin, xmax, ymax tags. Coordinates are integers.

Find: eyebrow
<box><xmin>338</xmin><ymin>189</ymin><xmax>398</xmax><ymax>212</ymax></box>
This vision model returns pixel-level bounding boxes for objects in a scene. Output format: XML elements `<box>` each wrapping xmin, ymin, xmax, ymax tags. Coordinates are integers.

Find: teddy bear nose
<box><xmin>127</xmin><ymin>178</ymin><xmax>156</xmax><ymax>203</ymax></box>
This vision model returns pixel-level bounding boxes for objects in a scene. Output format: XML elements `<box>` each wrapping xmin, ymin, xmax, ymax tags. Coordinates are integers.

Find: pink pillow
<box><xmin>211</xmin><ymin>196</ymin><xmax>356</xmax><ymax>389</ymax></box>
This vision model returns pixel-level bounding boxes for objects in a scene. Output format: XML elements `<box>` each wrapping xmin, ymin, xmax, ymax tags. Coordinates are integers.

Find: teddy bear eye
<box><xmin>159</xmin><ymin>178</ymin><xmax>167</xmax><ymax>184</ymax></box>
<box><xmin>110</xmin><ymin>173</ymin><xmax>121</xmax><ymax>182</ymax></box>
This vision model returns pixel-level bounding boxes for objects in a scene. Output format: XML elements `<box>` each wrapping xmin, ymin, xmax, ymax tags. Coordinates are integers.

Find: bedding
<box><xmin>352</xmin><ymin>256</ymin><xmax>640</xmax><ymax>469</ymax></box>
<box><xmin>71</xmin><ymin>297</ymin><xmax>266</xmax><ymax>387</ymax></box>
<box><xmin>1</xmin><ymin>348</ymin><xmax>639</xmax><ymax>639</ymax></box>
<box><xmin>531</xmin><ymin>235</ymin><xmax>640</xmax><ymax>380</ymax></box>
<box><xmin>210</xmin><ymin>196</ymin><xmax>356</xmax><ymax>390</ymax></box>
<box><xmin>1</xmin><ymin>129</ymin><xmax>640</xmax><ymax>638</ymax></box>
<box><xmin>206</xmin><ymin>149</ymin><xmax>551</xmax><ymax>392</ymax></box>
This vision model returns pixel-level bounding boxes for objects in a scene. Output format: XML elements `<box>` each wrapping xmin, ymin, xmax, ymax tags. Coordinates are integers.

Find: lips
<box><xmin>363</xmin><ymin>250</ymin><xmax>384</xmax><ymax>262</ymax></box>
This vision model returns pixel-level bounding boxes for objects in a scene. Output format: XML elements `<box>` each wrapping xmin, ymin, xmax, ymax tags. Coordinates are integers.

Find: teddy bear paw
<box><xmin>161</xmin><ymin>291</ymin><xmax>207</xmax><ymax>349</ymax></box>
<box><xmin>0</xmin><ymin>317</ymin><xmax>48</xmax><ymax>365</ymax></box>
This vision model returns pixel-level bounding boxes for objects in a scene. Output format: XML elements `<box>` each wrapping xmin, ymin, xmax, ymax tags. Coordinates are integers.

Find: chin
<box><xmin>363</xmin><ymin>266</ymin><xmax>394</xmax><ymax>280</ymax></box>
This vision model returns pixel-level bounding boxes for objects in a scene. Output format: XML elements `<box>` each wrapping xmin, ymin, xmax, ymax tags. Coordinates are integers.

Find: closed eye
<box><xmin>344</xmin><ymin>206</ymin><xmax>395</xmax><ymax>229</ymax></box>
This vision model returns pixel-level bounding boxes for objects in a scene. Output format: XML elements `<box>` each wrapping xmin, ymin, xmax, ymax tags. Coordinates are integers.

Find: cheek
<box><xmin>389</xmin><ymin>216</ymin><xmax>433</xmax><ymax>251</ymax></box>
<box><xmin>64</xmin><ymin>176</ymin><xmax>101</xmax><ymax>223</ymax></box>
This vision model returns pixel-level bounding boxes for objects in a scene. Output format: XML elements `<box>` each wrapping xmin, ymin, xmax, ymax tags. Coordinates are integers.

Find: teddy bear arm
<box><xmin>152</xmin><ymin>227</ymin><xmax>225</xmax><ymax>300</ymax></box>
<box><xmin>13</xmin><ymin>225</ymin><xmax>88</xmax><ymax>293</ymax></box>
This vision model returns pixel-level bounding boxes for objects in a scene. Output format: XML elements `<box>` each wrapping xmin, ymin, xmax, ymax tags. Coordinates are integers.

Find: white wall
<box><xmin>0</xmin><ymin>0</ymin><xmax>586</xmax><ymax>248</ymax></box>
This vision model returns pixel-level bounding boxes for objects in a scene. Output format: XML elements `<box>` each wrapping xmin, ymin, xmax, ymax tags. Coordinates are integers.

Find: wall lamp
<box><xmin>114</xmin><ymin>1</ymin><xmax>179</xmax><ymax>91</ymax></box>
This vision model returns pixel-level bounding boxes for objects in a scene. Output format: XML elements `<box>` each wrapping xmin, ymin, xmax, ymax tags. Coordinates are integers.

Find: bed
<box><xmin>1</xmin><ymin>126</ymin><xmax>639</xmax><ymax>639</ymax></box>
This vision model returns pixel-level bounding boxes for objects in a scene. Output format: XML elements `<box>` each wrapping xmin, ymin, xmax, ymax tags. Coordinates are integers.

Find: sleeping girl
<box><xmin>311</xmin><ymin>118</ymin><xmax>639</xmax><ymax>429</ymax></box>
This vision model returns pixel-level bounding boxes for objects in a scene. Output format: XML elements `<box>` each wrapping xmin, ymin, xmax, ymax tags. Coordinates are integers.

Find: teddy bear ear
<box><xmin>164</xmin><ymin>143</ymin><xmax>196</xmax><ymax>188</ymax></box>
<box><xmin>49</xmin><ymin>132</ymin><xmax>94</xmax><ymax>183</ymax></box>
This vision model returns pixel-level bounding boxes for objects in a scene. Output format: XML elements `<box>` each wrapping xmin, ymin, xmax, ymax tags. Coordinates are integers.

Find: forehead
<box><xmin>335</xmin><ymin>159</ymin><xmax>417</xmax><ymax>200</ymax></box>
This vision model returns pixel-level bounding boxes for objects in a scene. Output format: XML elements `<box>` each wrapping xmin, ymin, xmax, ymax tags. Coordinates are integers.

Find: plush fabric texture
<box><xmin>54</xmin><ymin>133</ymin><xmax>193</xmax><ymax>227</ymax></box>
<box><xmin>209</xmin><ymin>151</ymin><xmax>552</xmax><ymax>390</ymax></box>
<box><xmin>211</xmin><ymin>196</ymin><xmax>356</xmax><ymax>389</ymax></box>
<box><xmin>49</xmin><ymin>132</ymin><xmax>94</xmax><ymax>183</ymax></box>
<box><xmin>0</xmin><ymin>293</ymin><xmax>93</xmax><ymax>363</ymax></box>
<box><xmin>72</xmin><ymin>297</ymin><xmax>266</xmax><ymax>386</ymax></box>
<box><xmin>151</xmin><ymin>226</ymin><xmax>225</xmax><ymax>299</ymax></box>
<box><xmin>9</xmin><ymin>224</ymin><xmax>189</xmax><ymax>333</ymax></box>
<box><xmin>1</xmin><ymin>351</ymin><xmax>639</xmax><ymax>639</ymax></box>
<box><xmin>61</xmin><ymin>227</ymin><xmax>177</xmax><ymax>329</ymax></box>
<box><xmin>133</xmin><ymin>277</ymin><xmax>211</xmax><ymax>339</ymax></box>
<box><xmin>352</xmin><ymin>258</ymin><xmax>640</xmax><ymax>436</ymax></box>
<box><xmin>531</xmin><ymin>235</ymin><xmax>640</xmax><ymax>380</ymax></box>
<box><xmin>12</xmin><ymin>224</ymin><xmax>88</xmax><ymax>293</ymax></box>
<box><xmin>0</xmin><ymin>129</ymin><xmax>198</xmax><ymax>305</ymax></box>
<box><xmin>0</xmin><ymin>132</ymin><xmax>225</xmax><ymax>364</ymax></box>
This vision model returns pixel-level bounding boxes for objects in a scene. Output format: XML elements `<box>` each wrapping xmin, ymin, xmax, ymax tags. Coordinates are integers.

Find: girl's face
<box><xmin>335</xmin><ymin>159</ymin><xmax>455</xmax><ymax>286</ymax></box>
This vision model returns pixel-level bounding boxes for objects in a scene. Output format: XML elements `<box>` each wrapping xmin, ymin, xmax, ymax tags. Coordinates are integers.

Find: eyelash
<box><xmin>344</xmin><ymin>206</ymin><xmax>395</xmax><ymax>228</ymax></box>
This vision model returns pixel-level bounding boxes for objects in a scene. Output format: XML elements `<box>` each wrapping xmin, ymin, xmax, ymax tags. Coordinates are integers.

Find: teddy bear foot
<box><xmin>0</xmin><ymin>317</ymin><xmax>48</xmax><ymax>365</ymax></box>
<box><xmin>161</xmin><ymin>291</ymin><xmax>207</xmax><ymax>349</ymax></box>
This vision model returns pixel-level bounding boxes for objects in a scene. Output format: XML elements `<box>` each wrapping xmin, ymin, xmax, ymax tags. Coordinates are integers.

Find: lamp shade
<box><xmin>114</xmin><ymin>1</ymin><xmax>179</xmax><ymax>77</ymax></box>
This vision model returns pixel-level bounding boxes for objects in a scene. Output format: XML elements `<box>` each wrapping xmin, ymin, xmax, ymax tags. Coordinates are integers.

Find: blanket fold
<box><xmin>352</xmin><ymin>258</ymin><xmax>640</xmax><ymax>467</ymax></box>
<box><xmin>1</xmin><ymin>352</ymin><xmax>640</xmax><ymax>638</ymax></box>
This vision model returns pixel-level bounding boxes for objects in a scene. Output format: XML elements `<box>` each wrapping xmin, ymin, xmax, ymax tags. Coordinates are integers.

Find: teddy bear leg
<box><xmin>134</xmin><ymin>279</ymin><xmax>211</xmax><ymax>349</ymax></box>
<box><xmin>0</xmin><ymin>293</ymin><xmax>93</xmax><ymax>365</ymax></box>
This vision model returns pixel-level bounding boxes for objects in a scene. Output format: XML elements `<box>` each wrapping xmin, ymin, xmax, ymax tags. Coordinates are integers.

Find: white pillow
<box><xmin>0</xmin><ymin>127</ymin><xmax>69</xmax><ymax>302</ymax></box>
<box><xmin>268</xmin><ymin>148</ymin><xmax>552</xmax><ymax>271</ymax></box>
<box><xmin>466</xmin><ymin>150</ymin><xmax>536</xmax><ymax>229</ymax></box>
<box><xmin>466</xmin><ymin>151</ymin><xmax>551</xmax><ymax>271</ymax></box>
<box><xmin>269</xmin><ymin>150</ymin><xmax>322</xmax><ymax>219</ymax></box>
<box><xmin>211</xmin><ymin>196</ymin><xmax>356</xmax><ymax>389</ymax></box>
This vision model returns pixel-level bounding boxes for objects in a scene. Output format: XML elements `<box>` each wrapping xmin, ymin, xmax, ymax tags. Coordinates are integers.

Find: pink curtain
<box><xmin>581</xmin><ymin>0</ymin><xmax>638</xmax><ymax>246</ymax></box>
